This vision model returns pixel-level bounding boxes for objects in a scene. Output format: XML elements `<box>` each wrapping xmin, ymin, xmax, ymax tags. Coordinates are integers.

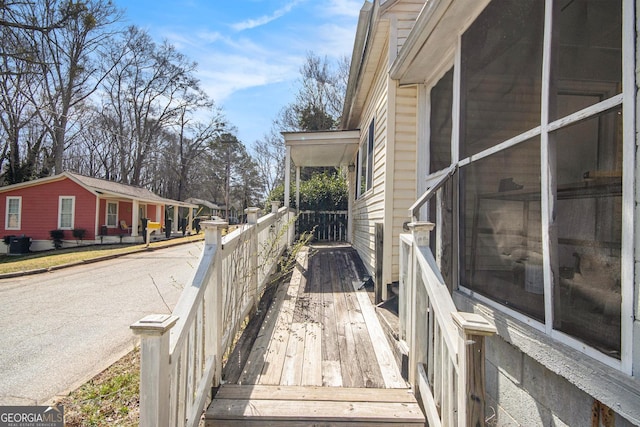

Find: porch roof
<box><xmin>283</xmin><ymin>130</ymin><xmax>360</xmax><ymax>167</ymax></box>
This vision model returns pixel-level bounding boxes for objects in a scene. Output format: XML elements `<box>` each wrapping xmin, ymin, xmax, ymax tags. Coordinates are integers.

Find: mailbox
<box><xmin>147</xmin><ymin>221</ymin><xmax>161</xmax><ymax>230</ymax></box>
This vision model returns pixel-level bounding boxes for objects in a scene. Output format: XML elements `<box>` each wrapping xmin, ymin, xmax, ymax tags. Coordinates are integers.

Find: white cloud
<box><xmin>313</xmin><ymin>23</ymin><xmax>356</xmax><ymax>58</ymax></box>
<box><xmin>231</xmin><ymin>0</ymin><xmax>306</xmax><ymax>31</ymax></box>
<box><xmin>324</xmin><ymin>0</ymin><xmax>364</xmax><ymax>18</ymax></box>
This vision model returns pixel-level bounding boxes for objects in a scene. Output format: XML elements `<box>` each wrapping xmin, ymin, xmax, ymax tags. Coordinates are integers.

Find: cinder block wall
<box><xmin>484</xmin><ymin>336</ymin><xmax>635</xmax><ymax>426</ymax></box>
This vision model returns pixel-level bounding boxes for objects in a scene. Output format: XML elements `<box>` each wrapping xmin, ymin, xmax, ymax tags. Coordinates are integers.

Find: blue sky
<box><xmin>111</xmin><ymin>0</ymin><xmax>362</xmax><ymax>148</ymax></box>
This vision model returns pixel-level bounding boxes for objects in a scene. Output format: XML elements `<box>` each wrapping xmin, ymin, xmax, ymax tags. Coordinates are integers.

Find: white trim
<box><xmin>458</xmin><ymin>285</ymin><xmax>547</xmax><ymax>333</ymax></box>
<box><xmin>5</xmin><ymin>196</ymin><xmax>22</xmax><ymax>230</ymax></box>
<box><xmin>620</xmin><ymin>0</ymin><xmax>635</xmax><ymax>375</ymax></box>
<box><xmin>58</xmin><ymin>196</ymin><xmax>75</xmax><ymax>230</ymax></box>
<box><xmin>106</xmin><ymin>201</ymin><xmax>118</xmax><ymax>228</ymax></box>
<box><xmin>541</xmin><ymin>0</ymin><xmax>554</xmax><ymax>335</ymax></box>
<box><xmin>417</xmin><ymin>83</ymin><xmax>429</xmax><ymax>220</ymax></box>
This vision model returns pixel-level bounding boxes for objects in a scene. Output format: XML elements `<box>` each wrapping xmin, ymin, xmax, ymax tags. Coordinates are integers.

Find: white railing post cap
<box><xmin>407</xmin><ymin>221</ymin><xmax>435</xmax><ymax>247</ymax></box>
<box><xmin>245</xmin><ymin>207</ymin><xmax>260</xmax><ymax>225</ymax></box>
<box><xmin>406</xmin><ymin>221</ymin><xmax>435</xmax><ymax>233</ymax></box>
<box><xmin>271</xmin><ymin>201</ymin><xmax>281</xmax><ymax>213</ymax></box>
<box><xmin>200</xmin><ymin>220</ymin><xmax>229</xmax><ymax>228</ymax></box>
<box><xmin>451</xmin><ymin>312</ymin><xmax>497</xmax><ymax>336</ymax></box>
<box><xmin>130</xmin><ymin>314</ymin><xmax>178</xmax><ymax>335</ymax></box>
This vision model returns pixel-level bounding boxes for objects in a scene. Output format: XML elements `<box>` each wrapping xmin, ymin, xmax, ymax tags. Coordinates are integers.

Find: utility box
<box><xmin>9</xmin><ymin>236</ymin><xmax>31</xmax><ymax>255</ymax></box>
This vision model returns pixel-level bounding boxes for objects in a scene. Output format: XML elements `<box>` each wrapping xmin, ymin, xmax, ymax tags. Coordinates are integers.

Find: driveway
<box><xmin>0</xmin><ymin>240</ymin><xmax>203</xmax><ymax>405</ymax></box>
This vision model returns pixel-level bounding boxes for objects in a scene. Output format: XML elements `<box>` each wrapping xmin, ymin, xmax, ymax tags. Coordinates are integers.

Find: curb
<box><xmin>0</xmin><ymin>237</ymin><xmax>204</xmax><ymax>280</ymax></box>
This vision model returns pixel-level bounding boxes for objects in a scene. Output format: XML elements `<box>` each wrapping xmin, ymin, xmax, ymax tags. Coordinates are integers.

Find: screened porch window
<box><xmin>456</xmin><ymin>0</ymin><xmax>624</xmax><ymax>360</ymax></box>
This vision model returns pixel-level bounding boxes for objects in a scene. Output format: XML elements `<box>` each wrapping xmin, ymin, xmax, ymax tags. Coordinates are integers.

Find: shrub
<box><xmin>50</xmin><ymin>229</ymin><xmax>65</xmax><ymax>249</ymax></box>
<box><xmin>72</xmin><ymin>228</ymin><xmax>86</xmax><ymax>243</ymax></box>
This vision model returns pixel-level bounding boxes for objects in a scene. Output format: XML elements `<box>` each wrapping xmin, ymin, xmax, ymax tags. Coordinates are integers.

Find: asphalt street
<box><xmin>0</xmin><ymin>241</ymin><xmax>203</xmax><ymax>405</ymax></box>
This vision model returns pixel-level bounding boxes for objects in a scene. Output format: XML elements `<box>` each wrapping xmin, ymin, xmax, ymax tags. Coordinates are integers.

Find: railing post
<box><xmin>406</xmin><ymin>221</ymin><xmax>435</xmax><ymax>386</ymax></box>
<box><xmin>452</xmin><ymin>312</ymin><xmax>497</xmax><ymax>427</ymax></box>
<box><xmin>407</xmin><ymin>221</ymin><xmax>434</xmax><ymax>248</ymax></box>
<box><xmin>246</xmin><ymin>207</ymin><xmax>260</xmax><ymax>309</ymax></box>
<box><xmin>130</xmin><ymin>314</ymin><xmax>178</xmax><ymax>427</ymax></box>
<box><xmin>271</xmin><ymin>201</ymin><xmax>280</xmax><ymax>214</ymax></box>
<box><xmin>201</xmin><ymin>220</ymin><xmax>227</xmax><ymax>387</ymax></box>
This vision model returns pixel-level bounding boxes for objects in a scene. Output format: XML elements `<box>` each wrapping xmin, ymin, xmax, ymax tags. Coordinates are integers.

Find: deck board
<box><xmin>212</xmin><ymin>245</ymin><xmax>422</xmax><ymax>426</ymax></box>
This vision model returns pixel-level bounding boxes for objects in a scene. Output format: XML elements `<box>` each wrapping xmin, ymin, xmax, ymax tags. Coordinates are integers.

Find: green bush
<box><xmin>50</xmin><ymin>229</ymin><xmax>65</xmax><ymax>249</ymax></box>
<box><xmin>72</xmin><ymin>228</ymin><xmax>86</xmax><ymax>243</ymax></box>
<box><xmin>264</xmin><ymin>170</ymin><xmax>348</xmax><ymax>212</ymax></box>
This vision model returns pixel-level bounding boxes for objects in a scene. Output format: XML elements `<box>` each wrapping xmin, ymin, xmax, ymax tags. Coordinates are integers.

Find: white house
<box><xmin>285</xmin><ymin>0</ymin><xmax>639</xmax><ymax>424</ymax></box>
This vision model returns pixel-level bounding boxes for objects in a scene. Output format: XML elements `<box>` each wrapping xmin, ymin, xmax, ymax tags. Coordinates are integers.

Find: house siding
<box><xmin>353</xmin><ymin>43</ymin><xmax>390</xmax><ymax>279</ymax></box>
<box><xmin>0</xmin><ymin>177</ymin><xmax>97</xmax><ymax>243</ymax></box>
<box><xmin>390</xmin><ymin>83</ymin><xmax>418</xmax><ymax>282</ymax></box>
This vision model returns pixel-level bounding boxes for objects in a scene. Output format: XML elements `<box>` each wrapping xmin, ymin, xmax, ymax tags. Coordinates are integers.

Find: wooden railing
<box><xmin>296</xmin><ymin>210</ymin><xmax>348</xmax><ymax>241</ymax></box>
<box><xmin>399</xmin><ymin>223</ymin><xmax>496</xmax><ymax>427</ymax></box>
<box><xmin>131</xmin><ymin>205</ymin><xmax>294</xmax><ymax>427</ymax></box>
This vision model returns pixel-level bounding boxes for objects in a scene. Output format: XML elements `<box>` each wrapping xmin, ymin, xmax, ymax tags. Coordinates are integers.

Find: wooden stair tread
<box><xmin>206</xmin><ymin>385</ymin><xmax>425</xmax><ymax>426</ymax></box>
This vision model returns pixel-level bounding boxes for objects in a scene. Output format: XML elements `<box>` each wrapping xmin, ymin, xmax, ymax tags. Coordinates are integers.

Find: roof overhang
<box><xmin>341</xmin><ymin>1</ymin><xmax>390</xmax><ymax>130</ymax></box>
<box><xmin>389</xmin><ymin>0</ymin><xmax>489</xmax><ymax>85</ymax></box>
<box><xmin>283</xmin><ymin>130</ymin><xmax>360</xmax><ymax>167</ymax></box>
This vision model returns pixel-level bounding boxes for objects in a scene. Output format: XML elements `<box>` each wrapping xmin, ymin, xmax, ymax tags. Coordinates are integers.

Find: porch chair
<box><xmin>120</xmin><ymin>220</ymin><xmax>132</xmax><ymax>234</ymax></box>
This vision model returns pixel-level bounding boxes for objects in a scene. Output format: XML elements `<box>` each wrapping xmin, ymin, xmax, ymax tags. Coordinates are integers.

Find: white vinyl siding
<box><xmin>6</xmin><ymin>197</ymin><xmax>21</xmax><ymax>230</ymax></box>
<box><xmin>58</xmin><ymin>196</ymin><xmax>75</xmax><ymax>229</ymax></box>
<box><xmin>390</xmin><ymin>84</ymin><xmax>418</xmax><ymax>281</ymax></box>
<box><xmin>353</xmin><ymin>50</ymin><xmax>389</xmax><ymax>278</ymax></box>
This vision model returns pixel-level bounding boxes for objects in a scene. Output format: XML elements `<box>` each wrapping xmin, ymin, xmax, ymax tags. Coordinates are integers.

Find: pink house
<box><xmin>0</xmin><ymin>172</ymin><xmax>197</xmax><ymax>251</ymax></box>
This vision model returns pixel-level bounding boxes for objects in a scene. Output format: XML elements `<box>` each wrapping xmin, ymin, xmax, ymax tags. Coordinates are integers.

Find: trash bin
<box><xmin>141</xmin><ymin>218</ymin><xmax>148</xmax><ymax>243</ymax></box>
<box><xmin>9</xmin><ymin>236</ymin><xmax>31</xmax><ymax>255</ymax></box>
<box><xmin>193</xmin><ymin>218</ymin><xmax>201</xmax><ymax>234</ymax></box>
<box><xmin>165</xmin><ymin>219</ymin><xmax>172</xmax><ymax>238</ymax></box>
<box><xmin>180</xmin><ymin>218</ymin><xmax>187</xmax><ymax>236</ymax></box>
<box><xmin>100</xmin><ymin>225</ymin><xmax>108</xmax><ymax>236</ymax></box>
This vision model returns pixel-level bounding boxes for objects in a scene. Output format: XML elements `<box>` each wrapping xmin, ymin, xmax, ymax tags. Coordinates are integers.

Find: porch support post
<box><xmin>130</xmin><ymin>314</ymin><xmax>178</xmax><ymax>427</ymax></box>
<box><xmin>285</xmin><ymin>146</ymin><xmax>291</xmax><ymax>208</ymax></box>
<box><xmin>132</xmin><ymin>200</ymin><xmax>140</xmax><ymax>237</ymax></box>
<box><xmin>186</xmin><ymin>206</ymin><xmax>193</xmax><ymax>234</ymax></box>
<box><xmin>94</xmin><ymin>197</ymin><xmax>101</xmax><ymax>240</ymax></box>
<box><xmin>452</xmin><ymin>312</ymin><xmax>497</xmax><ymax>427</ymax></box>
<box><xmin>295</xmin><ymin>166</ymin><xmax>301</xmax><ymax>212</ymax></box>
<box><xmin>347</xmin><ymin>164</ymin><xmax>355</xmax><ymax>243</ymax></box>
<box><xmin>173</xmin><ymin>206</ymin><xmax>179</xmax><ymax>233</ymax></box>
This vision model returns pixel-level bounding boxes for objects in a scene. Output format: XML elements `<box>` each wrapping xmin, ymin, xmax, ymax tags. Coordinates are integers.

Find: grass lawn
<box><xmin>0</xmin><ymin>233</ymin><xmax>204</xmax><ymax>275</ymax></box>
<box><xmin>56</xmin><ymin>348</ymin><xmax>140</xmax><ymax>427</ymax></box>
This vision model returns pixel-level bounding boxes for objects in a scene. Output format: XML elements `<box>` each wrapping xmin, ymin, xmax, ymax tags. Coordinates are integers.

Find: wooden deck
<box><xmin>206</xmin><ymin>245</ymin><xmax>425</xmax><ymax>426</ymax></box>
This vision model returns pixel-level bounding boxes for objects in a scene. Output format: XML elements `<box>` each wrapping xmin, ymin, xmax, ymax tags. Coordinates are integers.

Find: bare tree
<box><xmin>254</xmin><ymin>128</ymin><xmax>285</xmax><ymax>197</ymax></box>
<box><xmin>30</xmin><ymin>0</ymin><xmax>122</xmax><ymax>174</ymax></box>
<box><xmin>163</xmin><ymin>107</ymin><xmax>225</xmax><ymax>200</ymax></box>
<box><xmin>97</xmin><ymin>26</ymin><xmax>205</xmax><ymax>186</ymax></box>
<box><xmin>278</xmin><ymin>52</ymin><xmax>349</xmax><ymax>132</ymax></box>
<box><xmin>0</xmin><ymin>0</ymin><xmax>85</xmax><ymax>67</ymax></box>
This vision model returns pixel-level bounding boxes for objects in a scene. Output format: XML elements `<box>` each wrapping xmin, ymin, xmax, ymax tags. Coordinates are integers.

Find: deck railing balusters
<box><xmin>400</xmin><ymin>222</ymin><xmax>496</xmax><ymax>427</ymax></box>
<box><xmin>132</xmin><ymin>207</ymin><xmax>293</xmax><ymax>427</ymax></box>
